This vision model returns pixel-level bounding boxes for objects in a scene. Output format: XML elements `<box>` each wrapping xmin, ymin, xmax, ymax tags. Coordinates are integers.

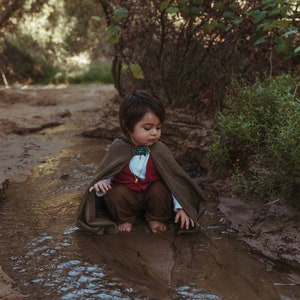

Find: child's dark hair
<box><xmin>119</xmin><ymin>90</ymin><xmax>165</xmax><ymax>135</ymax></box>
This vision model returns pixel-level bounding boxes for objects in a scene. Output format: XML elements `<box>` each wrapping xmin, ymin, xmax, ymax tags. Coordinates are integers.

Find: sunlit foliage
<box><xmin>0</xmin><ymin>0</ymin><xmax>110</xmax><ymax>84</ymax></box>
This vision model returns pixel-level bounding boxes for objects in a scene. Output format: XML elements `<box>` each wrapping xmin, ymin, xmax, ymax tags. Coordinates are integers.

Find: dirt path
<box><xmin>0</xmin><ymin>84</ymin><xmax>116</xmax><ymax>184</ymax></box>
<box><xmin>0</xmin><ymin>85</ymin><xmax>299</xmax><ymax>299</ymax></box>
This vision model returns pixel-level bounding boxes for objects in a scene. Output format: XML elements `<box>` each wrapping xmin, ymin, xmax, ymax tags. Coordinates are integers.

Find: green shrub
<box><xmin>68</xmin><ymin>62</ymin><xmax>113</xmax><ymax>84</ymax></box>
<box><xmin>208</xmin><ymin>74</ymin><xmax>300</xmax><ymax>199</ymax></box>
<box><xmin>1</xmin><ymin>35</ymin><xmax>59</xmax><ymax>84</ymax></box>
<box><xmin>1</xmin><ymin>34</ymin><xmax>113</xmax><ymax>85</ymax></box>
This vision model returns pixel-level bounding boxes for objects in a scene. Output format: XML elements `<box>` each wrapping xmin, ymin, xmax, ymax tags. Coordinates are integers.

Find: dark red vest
<box><xmin>112</xmin><ymin>156</ymin><xmax>161</xmax><ymax>191</ymax></box>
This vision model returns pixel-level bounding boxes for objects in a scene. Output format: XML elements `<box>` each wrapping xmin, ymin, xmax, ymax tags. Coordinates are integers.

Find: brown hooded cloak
<box><xmin>76</xmin><ymin>136</ymin><xmax>207</xmax><ymax>235</ymax></box>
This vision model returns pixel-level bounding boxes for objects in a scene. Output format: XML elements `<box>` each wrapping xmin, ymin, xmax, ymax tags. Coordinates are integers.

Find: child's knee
<box><xmin>105</xmin><ymin>183</ymin><xmax>133</xmax><ymax>206</ymax></box>
<box><xmin>149</xmin><ymin>180</ymin><xmax>171</xmax><ymax>197</ymax></box>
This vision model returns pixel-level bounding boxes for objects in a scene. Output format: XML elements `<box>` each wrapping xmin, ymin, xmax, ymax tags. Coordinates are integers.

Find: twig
<box><xmin>264</xmin><ymin>198</ymin><xmax>280</xmax><ymax>206</ymax></box>
<box><xmin>0</xmin><ymin>67</ymin><xmax>9</xmax><ymax>87</ymax></box>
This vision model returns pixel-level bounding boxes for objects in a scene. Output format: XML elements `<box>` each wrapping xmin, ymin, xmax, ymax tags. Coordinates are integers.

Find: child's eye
<box><xmin>143</xmin><ymin>125</ymin><xmax>162</xmax><ymax>131</ymax></box>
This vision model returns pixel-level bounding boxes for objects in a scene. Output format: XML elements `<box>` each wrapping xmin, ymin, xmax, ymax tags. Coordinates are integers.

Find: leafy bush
<box><xmin>67</xmin><ymin>62</ymin><xmax>113</xmax><ymax>84</ymax></box>
<box><xmin>208</xmin><ymin>74</ymin><xmax>300</xmax><ymax>198</ymax></box>
<box><xmin>99</xmin><ymin>0</ymin><xmax>300</xmax><ymax>112</ymax></box>
<box><xmin>1</xmin><ymin>35</ymin><xmax>59</xmax><ymax>84</ymax></box>
<box><xmin>1</xmin><ymin>34</ymin><xmax>113</xmax><ymax>84</ymax></box>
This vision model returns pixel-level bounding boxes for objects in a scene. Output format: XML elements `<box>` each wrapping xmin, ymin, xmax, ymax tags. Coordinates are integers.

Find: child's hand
<box><xmin>175</xmin><ymin>208</ymin><xmax>195</xmax><ymax>230</ymax></box>
<box><xmin>89</xmin><ymin>180</ymin><xmax>112</xmax><ymax>193</ymax></box>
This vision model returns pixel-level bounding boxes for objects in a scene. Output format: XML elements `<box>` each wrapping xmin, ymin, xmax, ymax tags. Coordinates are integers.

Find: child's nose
<box><xmin>151</xmin><ymin>128</ymin><xmax>157</xmax><ymax>135</ymax></box>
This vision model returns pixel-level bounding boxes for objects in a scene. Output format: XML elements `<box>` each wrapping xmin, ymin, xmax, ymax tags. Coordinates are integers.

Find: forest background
<box><xmin>0</xmin><ymin>0</ymin><xmax>300</xmax><ymax>203</ymax></box>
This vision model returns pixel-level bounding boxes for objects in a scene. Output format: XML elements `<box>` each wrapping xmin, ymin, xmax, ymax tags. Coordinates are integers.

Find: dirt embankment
<box><xmin>0</xmin><ymin>85</ymin><xmax>299</xmax><ymax>298</ymax></box>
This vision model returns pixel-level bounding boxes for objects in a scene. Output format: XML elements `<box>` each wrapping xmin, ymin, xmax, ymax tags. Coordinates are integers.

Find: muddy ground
<box><xmin>0</xmin><ymin>84</ymin><xmax>299</xmax><ymax>299</ymax></box>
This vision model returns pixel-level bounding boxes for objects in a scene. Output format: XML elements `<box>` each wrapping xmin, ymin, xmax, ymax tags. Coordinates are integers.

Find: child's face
<box><xmin>129</xmin><ymin>111</ymin><xmax>162</xmax><ymax>146</ymax></box>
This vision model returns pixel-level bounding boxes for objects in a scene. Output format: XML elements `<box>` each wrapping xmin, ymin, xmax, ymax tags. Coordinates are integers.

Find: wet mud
<box><xmin>0</xmin><ymin>86</ymin><xmax>300</xmax><ymax>299</ymax></box>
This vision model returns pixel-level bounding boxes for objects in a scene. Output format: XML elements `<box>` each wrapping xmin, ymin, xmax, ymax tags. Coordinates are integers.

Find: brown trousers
<box><xmin>104</xmin><ymin>180</ymin><xmax>172</xmax><ymax>224</ymax></box>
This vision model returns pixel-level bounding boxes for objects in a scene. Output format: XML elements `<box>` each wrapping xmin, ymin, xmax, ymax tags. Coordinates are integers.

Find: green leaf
<box><xmin>190</xmin><ymin>7</ymin><xmax>203</xmax><ymax>15</ymax></box>
<box><xmin>121</xmin><ymin>64</ymin><xmax>129</xmax><ymax>73</ymax></box>
<box><xmin>229</xmin><ymin>2</ymin><xmax>240</xmax><ymax>9</ymax></box>
<box><xmin>130</xmin><ymin>64</ymin><xmax>144</xmax><ymax>79</ymax></box>
<box><xmin>232</xmin><ymin>18</ymin><xmax>243</xmax><ymax>25</ymax></box>
<box><xmin>274</xmin><ymin>39</ymin><xmax>289</xmax><ymax>54</ymax></box>
<box><xmin>254</xmin><ymin>35</ymin><xmax>268</xmax><ymax>45</ymax></box>
<box><xmin>91</xmin><ymin>16</ymin><xmax>101</xmax><ymax>22</ymax></box>
<box><xmin>108</xmin><ymin>25</ymin><xmax>121</xmax><ymax>44</ymax></box>
<box><xmin>114</xmin><ymin>8</ymin><xmax>129</xmax><ymax>18</ymax></box>
<box><xmin>112</xmin><ymin>8</ymin><xmax>129</xmax><ymax>23</ymax></box>
<box><xmin>160</xmin><ymin>0</ymin><xmax>171</xmax><ymax>12</ymax></box>
<box><xmin>108</xmin><ymin>35</ymin><xmax>119</xmax><ymax>44</ymax></box>
<box><xmin>262</xmin><ymin>0</ymin><xmax>276</xmax><ymax>10</ymax></box>
<box><xmin>108</xmin><ymin>25</ymin><xmax>121</xmax><ymax>36</ymax></box>
<box><xmin>268</xmin><ymin>8</ymin><xmax>281</xmax><ymax>17</ymax></box>
<box><xmin>214</xmin><ymin>2</ymin><xmax>224</xmax><ymax>10</ymax></box>
<box><xmin>257</xmin><ymin>20</ymin><xmax>274</xmax><ymax>31</ymax></box>
<box><xmin>166</xmin><ymin>7</ymin><xmax>179</xmax><ymax>14</ymax></box>
<box><xmin>203</xmin><ymin>20</ymin><xmax>217</xmax><ymax>33</ymax></box>
<box><xmin>223</xmin><ymin>11</ymin><xmax>235</xmax><ymax>19</ymax></box>
<box><xmin>251</xmin><ymin>10</ymin><xmax>267</xmax><ymax>23</ymax></box>
<box><xmin>215</xmin><ymin>22</ymin><xmax>226</xmax><ymax>29</ymax></box>
<box><xmin>294</xmin><ymin>46</ymin><xmax>300</xmax><ymax>54</ymax></box>
<box><xmin>281</xmin><ymin>29</ymin><xmax>298</xmax><ymax>38</ymax></box>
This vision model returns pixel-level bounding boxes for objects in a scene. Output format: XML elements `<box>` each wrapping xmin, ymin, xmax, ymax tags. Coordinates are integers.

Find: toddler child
<box><xmin>77</xmin><ymin>90</ymin><xmax>207</xmax><ymax>234</ymax></box>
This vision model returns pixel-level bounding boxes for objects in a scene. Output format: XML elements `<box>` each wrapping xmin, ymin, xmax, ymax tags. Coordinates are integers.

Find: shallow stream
<box><xmin>0</xmin><ymin>110</ymin><xmax>299</xmax><ymax>299</ymax></box>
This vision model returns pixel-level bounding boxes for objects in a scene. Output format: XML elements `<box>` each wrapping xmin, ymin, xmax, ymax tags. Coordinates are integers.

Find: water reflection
<box><xmin>10</xmin><ymin>227</ymin><xmax>137</xmax><ymax>299</ymax></box>
<box><xmin>175</xmin><ymin>286</ymin><xmax>222</xmax><ymax>300</ymax></box>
